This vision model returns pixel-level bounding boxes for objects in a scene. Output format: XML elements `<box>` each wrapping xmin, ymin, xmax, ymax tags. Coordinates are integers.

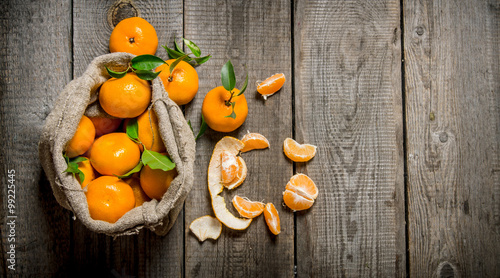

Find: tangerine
<box><xmin>99</xmin><ymin>73</ymin><xmax>151</xmax><ymax>118</ymax></box>
<box><xmin>202</xmin><ymin>86</ymin><xmax>248</xmax><ymax>132</ymax></box>
<box><xmin>140</xmin><ymin>162</ymin><xmax>178</xmax><ymax>200</ymax></box>
<box><xmin>109</xmin><ymin>17</ymin><xmax>158</xmax><ymax>56</ymax></box>
<box><xmin>90</xmin><ymin>132</ymin><xmax>141</xmax><ymax>176</ymax></box>
<box><xmin>283</xmin><ymin>138</ymin><xmax>317</xmax><ymax>162</ymax></box>
<box><xmin>123</xmin><ymin>177</ymin><xmax>151</xmax><ymax>207</ymax></box>
<box><xmin>257</xmin><ymin>73</ymin><xmax>285</xmax><ymax>100</ymax></box>
<box><xmin>156</xmin><ymin>59</ymin><xmax>199</xmax><ymax>105</ymax></box>
<box><xmin>77</xmin><ymin>158</ymin><xmax>96</xmax><ymax>189</ymax></box>
<box><xmin>85</xmin><ymin>176</ymin><xmax>136</xmax><ymax>223</ymax></box>
<box><xmin>264</xmin><ymin>203</ymin><xmax>281</xmax><ymax>235</ymax></box>
<box><xmin>89</xmin><ymin>116</ymin><xmax>122</xmax><ymax>137</ymax></box>
<box><xmin>135</xmin><ymin>109</ymin><xmax>166</xmax><ymax>152</ymax></box>
<box><xmin>65</xmin><ymin>115</ymin><xmax>96</xmax><ymax>158</ymax></box>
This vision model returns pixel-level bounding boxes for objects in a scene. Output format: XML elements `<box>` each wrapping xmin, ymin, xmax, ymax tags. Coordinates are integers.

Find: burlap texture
<box><xmin>38</xmin><ymin>53</ymin><xmax>196</xmax><ymax>236</ymax></box>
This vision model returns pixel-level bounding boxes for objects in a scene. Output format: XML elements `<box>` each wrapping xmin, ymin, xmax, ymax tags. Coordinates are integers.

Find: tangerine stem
<box><xmin>225</xmin><ymin>90</ymin><xmax>234</xmax><ymax>106</ymax></box>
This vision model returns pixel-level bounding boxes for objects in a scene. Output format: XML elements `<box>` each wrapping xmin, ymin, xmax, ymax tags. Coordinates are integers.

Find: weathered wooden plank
<box><xmin>294</xmin><ymin>0</ymin><xmax>405</xmax><ymax>276</ymax></box>
<box><xmin>404</xmin><ymin>0</ymin><xmax>500</xmax><ymax>276</ymax></box>
<box><xmin>183</xmin><ymin>0</ymin><xmax>294</xmax><ymax>277</ymax></box>
<box><xmin>0</xmin><ymin>0</ymin><xmax>73</xmax><ymax>276</ymax></box>
<box><xmin>71</xmin><ymin>1</ymin><xmax>184</xmax><ymax>277</ymax></box>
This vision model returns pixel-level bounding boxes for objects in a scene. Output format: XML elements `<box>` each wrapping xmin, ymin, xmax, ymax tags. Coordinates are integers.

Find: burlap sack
<box><xmin>38</xmin><ymin>52</ymin><xmax>196</xmax><ymax>236</ymax></box>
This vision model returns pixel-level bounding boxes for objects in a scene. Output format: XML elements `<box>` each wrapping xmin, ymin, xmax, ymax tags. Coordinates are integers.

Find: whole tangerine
<box><xmin>66</xmin><ymin>115</ymin><xmax>96</xmax><ymax>158</ymax></box>
<box><xmin>156</xmin><ymin>59</ymin><xmax>199</xmax><ymax>105</ymax></box>
<box><xmin>140</xmin><ymin>162</ymin><xmax>178</xmax><ymax>201</ymax></box>
<box><xmin>99</xmin><ymin>72</ymin><xmax>151</xmax><ymax>118</ymax></box>
<box><xmin>201</xmin><ymin>86</ymin><xmax>248</xmax><ymax>133</ymax></box>
<box><xmin>109</xmin><ymin>17</ymin><xmax>158</xmax><ymax>56</ymax></box>
<box><xmin>90</xmin><ymin>132</ymin><xmax>141</xmax><ymax>176</ymax></box>
<box><xmin>85</xmin><ymin>176</ymin><xmax>136</xmax><ymax>223</ymax></box>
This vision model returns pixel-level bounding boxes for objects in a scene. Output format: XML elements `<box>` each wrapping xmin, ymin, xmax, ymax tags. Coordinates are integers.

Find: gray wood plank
<box><xmin>183</xmin><ymin>0</ymin><xmax>294</xmax><ymax>277</ymax></box>
<box><xmin>71</xmin><ymin>1</ymin><xmax>184</xmax><ymax>277</ymax></box>
<box><xmin>294</xmin><ymin>0</ymin><xmax>405</xmax><ymax>276</ymax></box>
<box><xmin>404</xmin><ymin>0</ymin><xmax>500</xmax><ymax>276</ymax></box>
<box><xmin>0</xmin><ymin>0</ymin><xmax>73</xmax><ymax>276</ymax></box>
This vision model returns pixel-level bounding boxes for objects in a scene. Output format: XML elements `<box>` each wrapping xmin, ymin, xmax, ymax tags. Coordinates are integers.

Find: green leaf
<box><xmin>224</xmin><ymin>102</ymin><xmax>236</xmax><ymax>119</ymax></box>
<box><xmin>131</xmin><ymin>54</ymin><xmax>166</xmax><ymax>70</ymax></box>
<box><xmin>188</xmin><ymin>120</ymin><xmax>193</xmax><ymax>133</ymax></box>
<box><xmin>236</xmin><ymin>69</ymin><xmax>248</xmax><ymax>96</ymax></box>
<box><xmin>193</xmin><ymin>55</ymin><xmax>211</xmax><ymax>65</ymax></box>
<box><xmin>116</xmin><ymin>162</ymin><xmax>143</xmax><ymax>179</ymax></box>
<box><xmin>134</xmin><ymin>69</ymin><xmax>161</xmax><ymax>81</ymax></box>
<box><xmin>126</xmin><ymin>118</ymin><xmax>139</xmax><ymax>141</ymax></box>
<box><xmin>163</xmin><ymin>45</ymin><xmax>186</xmax><ymax>60</ymax></box>
<box><xmin>169</xmin><ymin>54</ymin><xmax>189</xmax><ymax>74</ymax></box>
<box><xmin>196</xmin><ymin>114</ymin><xmax>208</xmax><ymax>140</ymax></box>
<box><xmin>142</xmin><ymin>150</ymin><xmax>176</xmax><ymax>171</ymax></box>
<box><xmin>183</xmin><ymin>38</ymin><xmax>201</xmax><ymax>57</ymax></box>
<box><xmin>174</xmin><ymin>40</ymin><xmax>184</xmax><ymax>53</ymax></box>
<box><xmin>221</xmin><ymin>60</ymin><xmax>236</xmax><ymax>92</ymax></box>
<box><xmin>63</xmin><ymin>156</ymin><xmax>88</xmax><ymax>184</ymax></box>
<box><xmin>106</xmin><ymin>66</ymin><xmax>128</xmax><ymax>79</ymax></box>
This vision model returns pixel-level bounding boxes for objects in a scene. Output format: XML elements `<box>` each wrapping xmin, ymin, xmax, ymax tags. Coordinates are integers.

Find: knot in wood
<box><xmin>416</xmin><ymin>26</ymin><xmax>425</xmax><ymax>36</ymax></box>
<box><xmin>439</xmin><ymin>132</ymin><xmax>448</xmax><ymax>143</ymax></box>
<box><xmin>107</xmin><ymin>0</ymin><xmax>140</xmax><ymax>28</ymax></box>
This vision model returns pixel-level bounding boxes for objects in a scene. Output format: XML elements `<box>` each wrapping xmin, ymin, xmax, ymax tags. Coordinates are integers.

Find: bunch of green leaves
<box><xmin>63</xmin><ymin>156</ymin><xmax>88</xmax><ymax>185</ymax></box>
<box><xmin>163</xmin><ymin>38</ymin><xmax>211</xmax><ymax>66</ymax></box>
<box><xmin>221</xmin><ymin>60</ymin><xmax>248</xmax><ymax>119</ymax></box>
<box><xmin>119</xmin><ymin>117</ymin><xmax>176</xmax><ymax>178</ymax></box>
<box><xmin>106</xmin><ymin>54</ymin><xmax>167</xmax><ymax>80</ymax></box>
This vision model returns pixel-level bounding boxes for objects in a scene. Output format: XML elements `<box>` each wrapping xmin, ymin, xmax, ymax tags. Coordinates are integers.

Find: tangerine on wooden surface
<box><xmin>99</xmin><ymin>73</ymin><xmax>152</xmax><ymax>118</ymax></box>
<box><xmin>240</xmin><ymin>132</ymin><xmax>270</xmax><ymax>153</ymax></box>
<box><xmin>65</xmin><ymin>115</ymin><xmax>96</xmax><ymax>158</ymax></box>
<box><xmin>283</xmin><ymin>173</ymin><xmax>318</xmax><ymax>211</ymax></box>
<box><xmin>85</xmin><ymin>176</ymin><xmax>136</xmax><ymax>223</ymax></box>
<box><xmin>283</xmin><ymin>138</ymin><xmax>317</xmax><ymax>162</ymax></box>
<box><xmin>77</xmin><ymin>158</ymin><xmax>96</xmax><ymax>189</ymax></box>
<box><xmin>232</xmin><ymin>195</ymin><xmax>265</xmax><ymax>219</ymax></box>
<box><xmin>139</xmin><ymin>162</ymin><xmax>178</xmax><ymax>201</ymax></box>
<box><xmin>156</xmin><ymin>59</ymin><xmax>199</xmax><ymax>105</ymax></box>
<box><xmin>89</xmin><ymin>132</ymin><xmax>141</xmax><ymax>176</ymax></box>
<box><xmin>109</xmin><ymin>17</ymin><xmax>158</xmax><ymax>56</ymax></box>
<box><xmin>264</xmin><ymin>203</ymin><xmax>281</xmax><ymax>235</ymax></box>
<box><xmin>89</xmin><ymin>116</ymin><xmax>122</xmax><ymax>137</ymax></box>
<box><xmin>202</xmin><ymin>86</ymin><xmax>248</xmax><ymax>133</ymax></box>
<box><xmin>257</xmin><ymin>73</ymin><xmax>285</xmax><ymax>100</ymax></box>
<box><xmin>123</xmin><ymin>177</ymin><xmax>151</xmax><ymax>207</ymax></box>
<box><xmin>222</xmin><ymin>156</ymin><xmax>247</xmax><ymax>190</ymax></box>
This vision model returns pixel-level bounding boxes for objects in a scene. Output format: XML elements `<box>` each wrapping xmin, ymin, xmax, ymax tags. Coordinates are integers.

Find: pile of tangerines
<box><xmin>64</xmin><ymin>17</ymin><xmax>319</xmax><ymax>236</ymax></box>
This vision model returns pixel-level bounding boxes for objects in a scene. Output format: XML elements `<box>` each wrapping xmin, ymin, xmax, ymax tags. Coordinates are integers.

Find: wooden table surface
<box><xmin>1</xmin><ymin>0</ymin><xmax>499</xmax><ymax>277</ymax></box>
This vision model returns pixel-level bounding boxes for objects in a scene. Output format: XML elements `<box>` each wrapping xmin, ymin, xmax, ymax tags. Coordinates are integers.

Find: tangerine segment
<box><xmin>283</xmin><ymin>186</ymin><xmax>315</xmax><ymax>211</ymax></box>
<box><xmin>156</xmin><ymin>60</ymin><xmax>199</xmax><ymax>105</ymax></box>
<box><xmin>221</xmin><ymin>150</ymin><xmax>239</xmax><ymax>184</ymax></box>
<box><xmin>109</xmin><ymin>17</ymin><xmax>158</xmax><ymax>56</ymax></box>
<box><xmin>232</xmin><ymin>196</ymin><xmax>265</xmax><ymax>219</ymax></box>
<box><xmin>66</xmin><ymin>115</ymin><xmax>96</xmax><ymax>158</ymax></box>
<box><xmin>240</xmin><ymin>132</ymin><xmax>270</xmax><ymax>153</ymax></box>
<box><xmin>202</xmin><ymin>86</ymin><xmax>248</xmax><ymax>133</ymax></box>
<box><xmin>189</xmin><ymin>215</ymin><xmax>222</xmax><ymax>242</ymax></box>
<box><xmin>223</xmin><ymin>157</ymin><xmax>247</xmax><ymax>190</ymax></box>
<box><xmin>257</xmin><ymin>73</ymin><xmax>285</xmax><ymax>99</ymax></box>
<box><xmin>283</xmin><ymin>138</ymin><xmax>317</xmax><ymax>162</ymax></box>
<box><xmin>90</xmin><ymin>132</ymin><xmax>141</xmax><ymax>176</ymax></box>
<box><xmin>264</xmin><ymin>203</ymin><xmax>281</xmax><ymax>235</ymax></box>
<box><xmin>85</xmin><ymin>176</ymin><xmax>136</xmax><ymax>223</ymax></box>
<box><xmin>99</xmin><ymin>73</ymin><xmax>152</xmax><ymax>118</ymax></box>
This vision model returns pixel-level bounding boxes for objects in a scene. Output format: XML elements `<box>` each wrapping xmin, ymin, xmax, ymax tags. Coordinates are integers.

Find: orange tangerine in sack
<box><xmin>232</xmin><ymin>195</ymin><xmax>265</xmax><ymax>219</ymax></box>
<box><xmin>65</xmin><ymin>115</ymin><xmax>96</xmax><ymax>158</ymax></box>
<box><xmin>134</xmin><ymin>109</ymin><xmax>166</xmax><ymax>152</ymax></box>
<box><xmin>86</xmin><ymin>176</ymin><xmax>136</xmax><ymax>223</ymax></box>
<box><xmin>99</xmin><ymin>72</ymin><xmax>152</xmax><ymax>118</ymax></box>
<box><xmin>240</xmin><ymin>132</ymin><xmax>270</xmax><ymax>153</ymax></box>
<box><xmin>283</xmin><ymin>173</ymin><xmax>318</xmax><ymax>211</ymax></box>
<box><xmin>123</xmin><ymin>177</ymin><xmax>151</xmax><ymax>207</ymax></box>
<box><xmin>90</xmin><ymin>132</ymin><xmax>141</xmax><ymax>176</ymax></box>
<box><xmin>283</xmin><ymin>138</ymin><xmax>317</xmax><ymax>162</ymax></box>
<box><xmin>89</xmin><ymin>116</ymin><xmax>122</xmax><ymax>137</ymax></box>
<box><xmin>202</xmin><ymin>86</ymin><xmax>248</xmax><ymax>133</ymax></box>
<box><xmin>257</xmin><ymin>73</ymin><xmax>285</xmax><ymax>100</ymax></box>
<box><xmin>140</xmin><ymin>161</ymin><xmax>178</xmax><ymax>200</ymax></box>
<box><xmin>264</xmin><ymin>203</ymin><xmax>281</xmax><ymax>235</ymax></box>
<box><xmin>77</xmin><ymin>158</ymin><xmax>96</xmax><ymax>189</ymax></box>
<box><xmin>156</xmin><ymin>59</ymin><xmax>199</xmax><ymax>105</ymax></box>
<box><xmin>109</xmin><ymin>17</ymin><xmax>158</xmax><ymax>56</ymax></box>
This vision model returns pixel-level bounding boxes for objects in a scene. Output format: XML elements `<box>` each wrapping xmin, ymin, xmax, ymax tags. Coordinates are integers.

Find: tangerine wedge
<box><xmin>240</xmin><ymin>132</ymin><xmax>270</xmax><ymax>153</ymax></box>
<box><xmin>264</xmin><ymin>203</ymin><xmax>281</xmax><ymax>235</ymax></box>
<box><xmin>232</xmin><ymin>196</ymin><xmax>265</xmax><ymax>219</ymax></box>
<box><xmin>257</xmin><ymin>73</ymin><xmax>285</xmax><ymax>100</ymax></box>
<box><xmin>283</xmin><ymin>138</ymin><xmax>317</xmax><ymax>162</ymax></box>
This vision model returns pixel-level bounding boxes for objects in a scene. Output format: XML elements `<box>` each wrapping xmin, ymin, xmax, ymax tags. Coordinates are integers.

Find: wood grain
<box><xmin>404</xmin><ymin>0</ymin><xmax>500</xmax><ymax>276</ymax></box>
<box><xmin>71</xmin><ymin>1</ymin><xmax>184</xmax><ymax>277</ymax></box>
<box><xmin>0</xmin><ymin>0</ymin><xmax>73</xmax><ymax>276</ymax></box>
<box><xmin>294</xmin><ymin>0</ymin><xmax>405</xmax><ymax>276</ymax></box>
<box><xmin>183</xmin><ymin>0</ymin><xmax>294</xmax><ymax>277</ymax></box>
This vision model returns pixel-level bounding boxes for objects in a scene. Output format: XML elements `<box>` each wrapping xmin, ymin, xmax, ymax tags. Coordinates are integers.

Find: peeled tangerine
<box><xmin>283</xmin><ymin>173</ymin><xmax>318</xmax><ymax>211</ymax></box>
<box><xmin>189</xmin><ymin>215</ymin><xmax>222</xmax><ymax>242</ymax></box>
<box><xmin>220</xmin><ymin>150</ymin><xmax>247</xmax><ymax>190</ymax></box>
<box><xmin>208</xmin><ymin>137</ymin><xmax>251</xmax><ymax>230</ymax></box>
